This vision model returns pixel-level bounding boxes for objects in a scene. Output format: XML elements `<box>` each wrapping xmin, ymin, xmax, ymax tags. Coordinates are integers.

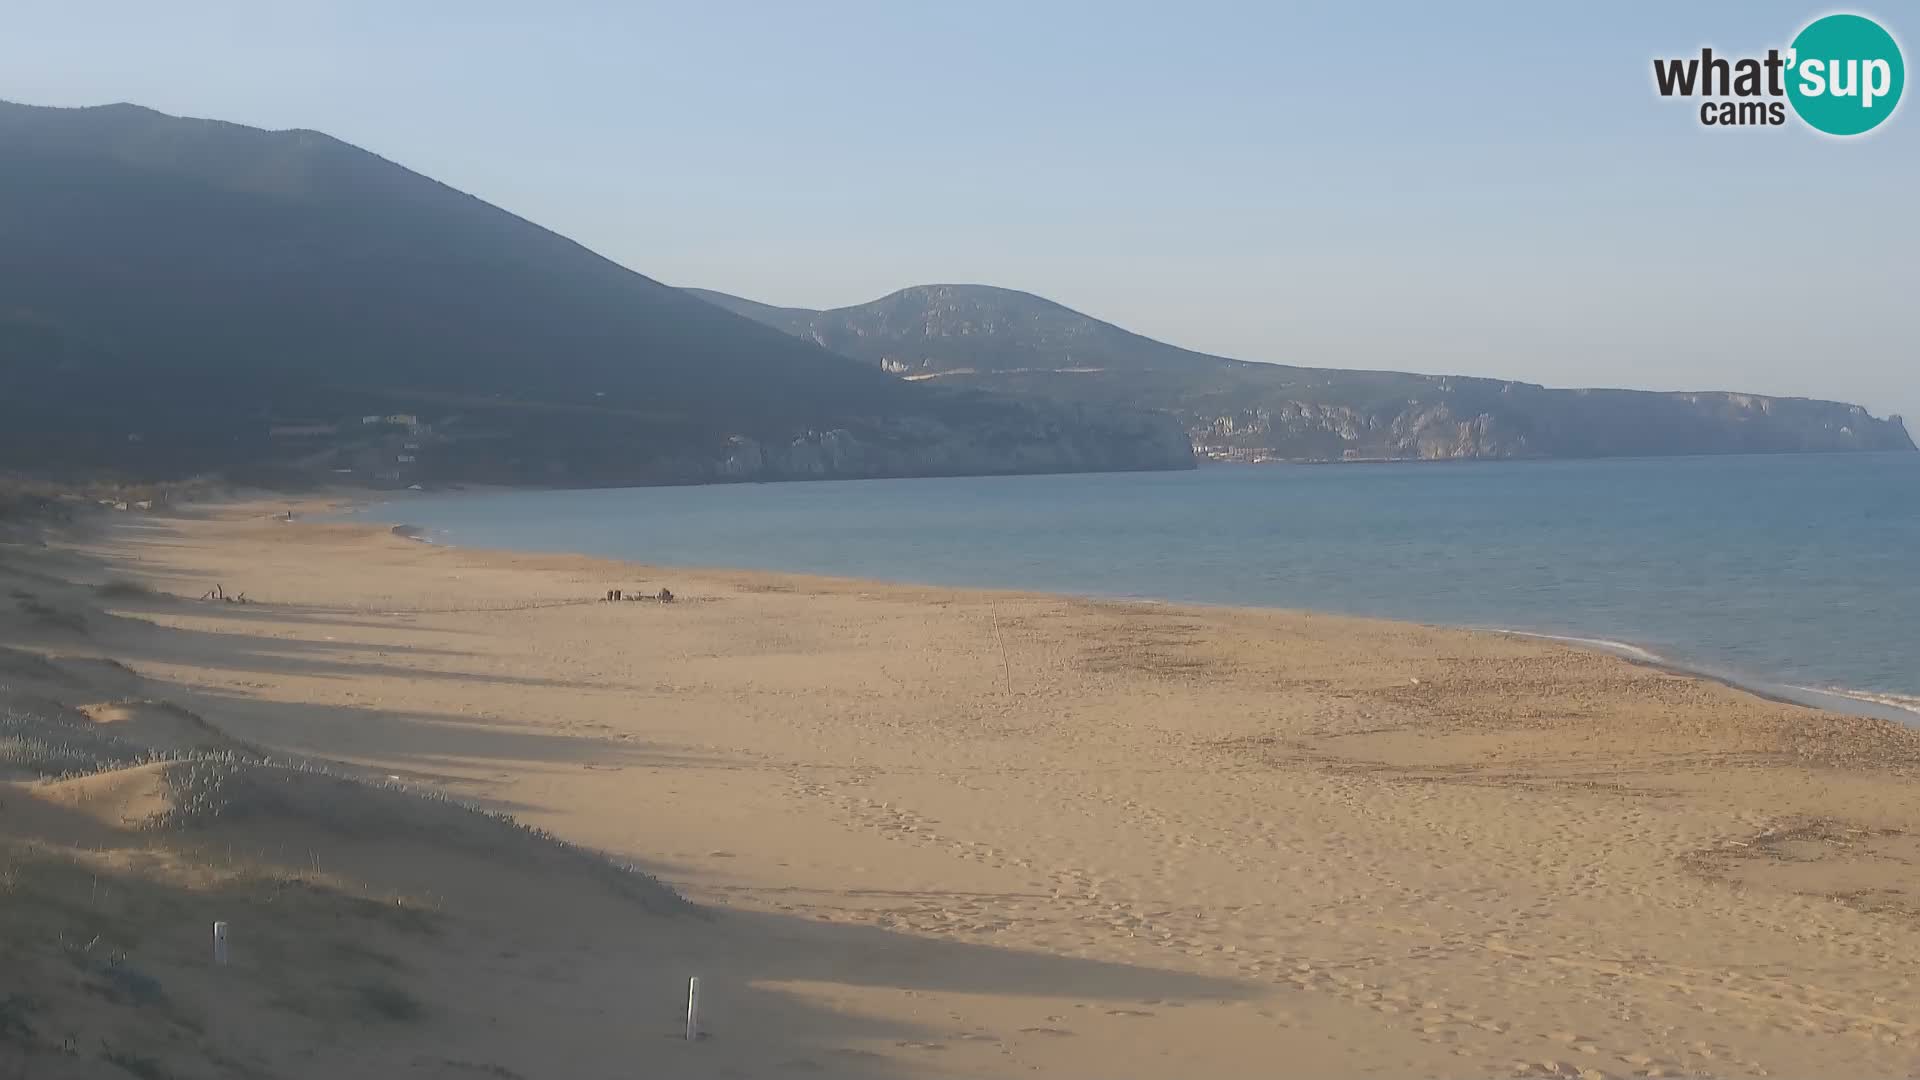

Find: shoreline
<box><xmin>336</xmin><ymin>486</ymin><xmax>1920</xmax><ymax>727</ymax></box>
<box><xmin>13</xmin><ymin>497</ymin><xmax>1920</xmax><ymax>1077</ymax></box>
<box><xmin>1479</xmin><ymin>628</ymin><xmax>1920</xmax><ymax>727</ymax></box>
<box><xmin>109</xmin><ymin>495</ymin><xmax>1920</xmax><ymax>753</ymax></box>
<box><xmin>125</xmin><ymin>493</ymin><xmax>1920</xmax><ymax>746</ymax></box>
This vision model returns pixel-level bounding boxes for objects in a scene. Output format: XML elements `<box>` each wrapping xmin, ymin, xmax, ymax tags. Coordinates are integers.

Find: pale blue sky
<box><xmin>5</xmin><ymin>1</ymin><xmax>1915</xmax><ymax>419</ymax></box>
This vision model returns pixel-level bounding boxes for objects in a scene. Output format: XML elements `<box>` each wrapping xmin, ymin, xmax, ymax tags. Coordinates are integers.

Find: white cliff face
<box><xmin>1189</xmin><ymin>394</ymin><xmax>1907</xmax><ymax>462</ymax></box>
<box><xmin>691</xmin><ymin>286</ymin><xmax>1915</xmax><ymax>464</ymax></box>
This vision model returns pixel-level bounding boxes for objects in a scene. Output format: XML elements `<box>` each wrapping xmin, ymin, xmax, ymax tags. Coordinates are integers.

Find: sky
<box><xmin>4</xmin><ymin>1</ymin><xmax>1915</xmax><ymax>420</ymax></box>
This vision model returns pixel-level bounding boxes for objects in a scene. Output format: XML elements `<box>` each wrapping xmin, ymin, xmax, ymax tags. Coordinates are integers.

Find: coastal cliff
<box><xmin>1192</xmin><ymin>389</ymin><xmax>1913</xmax><ymax>461</ymax></box>
<box><xmin>690</xmin><ymin>285</ymin><xmax>1915</xmax><ymax>462</ymax></box>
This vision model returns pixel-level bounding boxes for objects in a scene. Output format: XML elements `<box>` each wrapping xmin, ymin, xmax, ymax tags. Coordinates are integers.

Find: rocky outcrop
<box><xmin>693</xmin><ymin>284</ymin><xmax>1915</xmax><ymax>463</ymax></box>
<box><xmin>1190</xmin><ymin>391</ymin><xmax>1910</xmax><ymax>462</ymax></box>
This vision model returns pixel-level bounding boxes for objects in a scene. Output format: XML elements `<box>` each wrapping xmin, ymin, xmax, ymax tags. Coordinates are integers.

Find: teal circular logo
<box><xmin>1787</xmin><ymin>14</ymin><xmax>1905</xmax><ymax>135</ymax></box>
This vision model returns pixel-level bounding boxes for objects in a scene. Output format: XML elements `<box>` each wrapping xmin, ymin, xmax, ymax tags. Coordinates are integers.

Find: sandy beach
<box><xmin>7</xmin><ymin>496</ymin><xmax>1920</xmax><ymax>1079</ymax></box>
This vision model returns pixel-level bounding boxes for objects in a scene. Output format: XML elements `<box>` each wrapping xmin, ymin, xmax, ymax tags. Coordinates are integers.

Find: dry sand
<box><xmin>7</xmin><ymin>496</ymin><xmax>1920</xmax><ymax>1078</ymax></box>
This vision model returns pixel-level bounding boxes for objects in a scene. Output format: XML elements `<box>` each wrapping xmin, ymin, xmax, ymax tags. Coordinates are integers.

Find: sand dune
<box><xmin>5</xmin><ymin>497</ymin><xmax>1920</xmax><ymax>1078</ymax></box>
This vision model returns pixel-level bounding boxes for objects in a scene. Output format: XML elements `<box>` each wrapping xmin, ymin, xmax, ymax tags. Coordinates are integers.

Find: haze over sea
<box><xmin>357</xmin><ymin>452</ymin><xmax>1920</xmax><ymax>721</ymax></box>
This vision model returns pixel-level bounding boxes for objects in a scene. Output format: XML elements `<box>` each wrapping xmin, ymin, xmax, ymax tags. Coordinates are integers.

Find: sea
<box><xmin>348</xmin><ymin>452</ymin><xmax>1920</xmax><ymax>723</ymax></box>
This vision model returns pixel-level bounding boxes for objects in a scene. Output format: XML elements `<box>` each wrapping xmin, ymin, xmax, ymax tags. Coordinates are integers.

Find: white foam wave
<box><xmin>1788</xmin><ymin>685</ymin><xmax>1920</xmax><ymax>718</ymax></box>
<box><xmin>1488</xmin><ymin>631</ymin><xmax>1920</xmax><ymax>723</ymax></box>
<box><xmin>1481</xmin><ymin>629</ymin><xmax>1667</xmax><ymax>666</ymax></box>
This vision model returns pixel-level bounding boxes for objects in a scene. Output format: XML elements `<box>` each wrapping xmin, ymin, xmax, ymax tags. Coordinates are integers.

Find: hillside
<box><xmin>0</xmin><ymin>103</ymin><xmax>1191</xmax><ymax>484</ymax></box>
<box><xmin>688</xmin><ymin>285</ymin><xmax>1915</xmax><ymax>461</ymax></box>
<box><xmin>686</xmin><ymin>284</ymin><xmax>1254</xmax><ymax>377</ymax></box>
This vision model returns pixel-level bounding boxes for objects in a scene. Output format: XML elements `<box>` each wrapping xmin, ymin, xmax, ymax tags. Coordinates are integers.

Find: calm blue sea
<box><xmin>352</xmin><ymin>453</ymin><xmax>1920</xmax><ymax>721</ymax></box>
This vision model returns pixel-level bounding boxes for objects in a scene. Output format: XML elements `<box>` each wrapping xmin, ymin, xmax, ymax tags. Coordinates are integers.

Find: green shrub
<box><xmin>15</xmin><ymin>597</ymin><xmax>86</xmax><ymax>633</ymax></box>
<box><xmin>352</xmin><ymin>979</ymin><xmax>425</xmax><ymax>1022</ymax></box>
<box><xmin>102</xmin><ymin>1047</ymin><xmax>173</xmax><ymax>1079</ymax></box>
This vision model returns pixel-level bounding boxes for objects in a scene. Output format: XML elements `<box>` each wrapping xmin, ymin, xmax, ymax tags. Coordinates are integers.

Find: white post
<box><xmin>686</xmin><ymin>976</ymin><xmax>701</xmax><ymax>1041</ymax></box>
<box><xmin>212</xmin><ymin>921</ymin><xmax>229</xmax><ymax>966</ymax></box>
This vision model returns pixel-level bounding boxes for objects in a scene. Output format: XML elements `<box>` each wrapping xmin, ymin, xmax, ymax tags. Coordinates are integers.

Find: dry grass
<box><xmin>1</xmin><ymin>683</ymin><xmax>686</xmax><ymax>907</ymax></box>
<box><xmin>0</xmin><ymin>511</ymin><xmax>706</xmax><ymax>1079</ymax></box>
<box><xmin>0</xmin><ymin>836</ymin><xmax>443</xmax><ymax>1077</ymax></box>
<box><xmin>0</xmin><ymin>702</ymin><xmax>150</xmax><ymax>777</ymax></box>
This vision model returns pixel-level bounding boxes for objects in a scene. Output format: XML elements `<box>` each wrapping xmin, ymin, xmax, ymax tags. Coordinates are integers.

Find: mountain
<box><xmin>685</xmin><ymin>284</ymin><xmax>1253</xmax><ymax>377</ymax></box>
<box><xmin>0</xmin><ymin>103</ymin><xmax>1191</xmax><ymax>484</ymax></box>
<box><xmin>687</xmin><ymin>285</ymin><xmax>1915</xmax><ymax>461</ymax></box>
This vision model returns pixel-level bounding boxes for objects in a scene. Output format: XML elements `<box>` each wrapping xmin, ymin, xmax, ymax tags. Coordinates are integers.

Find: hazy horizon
<box><xmin>3</xmin><ymin>1</ymin><xmax>1913</xmax><ymax>419</ymax></box>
